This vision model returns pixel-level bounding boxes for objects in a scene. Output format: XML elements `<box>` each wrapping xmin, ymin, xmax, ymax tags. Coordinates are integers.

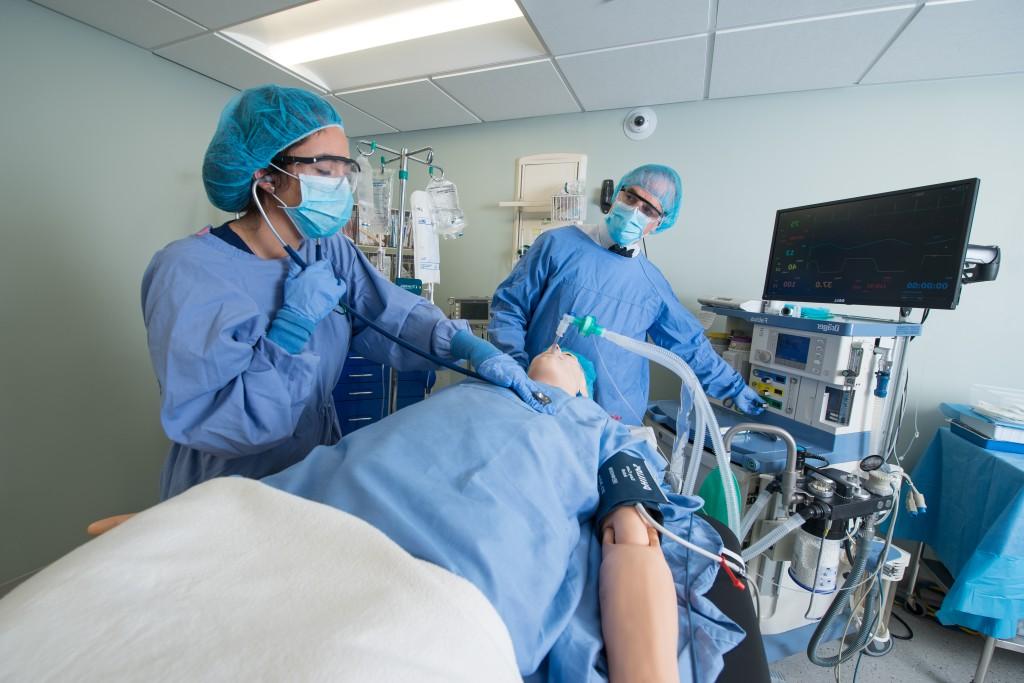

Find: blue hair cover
<box><xmin>202</xmin><ymin>84</ymin><xmax>344</xmax><ymax>212</ymax></box>
<box><xmin>614</xmin><ymin>163</ymin><xmax>683</xmax><ymax>231</ymax></box>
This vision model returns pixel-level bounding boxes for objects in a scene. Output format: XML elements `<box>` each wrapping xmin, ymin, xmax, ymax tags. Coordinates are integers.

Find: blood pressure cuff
<box><xmin>595</xmin><ymin>451</ymin><xmax>669</xmax><ymax>527</ymax></box>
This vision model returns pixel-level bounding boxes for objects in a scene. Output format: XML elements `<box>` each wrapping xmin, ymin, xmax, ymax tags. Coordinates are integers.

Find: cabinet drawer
<box><xmin>344</xmin><ymin>353</ymin><xmax>379</xmax><ymax>368</ymax></box>
<box><xmin>334</xmin><ymin>383</ymin><xmax>386</xmax><ymax>401</ymax></box>
<box><xmin>338</xmin><ymin>364</ymin><xmax>384</xmax><ymax>384</ymax></box>
<box><xmin>335</xmin><ymin>398</ymin><xmax>386</xmax><ymax>419</ymax></box>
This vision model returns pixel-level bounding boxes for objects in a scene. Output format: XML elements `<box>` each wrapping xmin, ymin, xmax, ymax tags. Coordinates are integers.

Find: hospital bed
<box><xmin>0</xmin><ymin>479</ymin><xmax>521</xmax><ymax>683</ymax></box>
<box><xmin>0</xmin><ymin>477</ymin><xmax>767</xmax><ymax>682</ymax></box>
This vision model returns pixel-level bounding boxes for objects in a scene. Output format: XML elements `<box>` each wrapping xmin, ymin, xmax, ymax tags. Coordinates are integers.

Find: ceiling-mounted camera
<box><xmin>623</xmin><ymin>107</ymin><xmax>657</xmax><ymax>140</ymax></box>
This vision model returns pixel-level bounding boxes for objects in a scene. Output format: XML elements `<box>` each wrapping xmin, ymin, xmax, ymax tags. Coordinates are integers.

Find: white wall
<box><xmin>0</xmin><ymin>0</ymin><xmax>232</xmax><ymax>586</ymax></box>
<box><xmin>375</xmin><ymin>73</ymin><xmax>1022</xmax><ymax>465</ymax></box>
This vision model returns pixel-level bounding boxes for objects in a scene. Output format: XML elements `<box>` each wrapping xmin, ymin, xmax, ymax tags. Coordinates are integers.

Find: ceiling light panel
<box><xmin>297</xmin><ymin>18</ymin><xmax>545</xmax><ymax>92</ymax></box>
<box><xmin>434</xmin><ymin>60</ymin><xmax>580</xmax><ymax>122</ymax></box>
<box><xmin>32</xmin><ymin>0</ymin><xmax>204</xmax><ymax>49</ymax></box>
<box><xmin>338</xmin><ymin>80</ymin><xmax>480</xmax><ymax>131</ymax></box>
<box><xmin>519</xmin><ymin>0</ymin><xmax>710</xmax><ymax>56</ymax></box>
<box><xmin>225</xmin><ymin>0</ymin><xmax>523</xmax><ymax>64</ymax></box>
<box><xmin>556</xmin><ymin>37</ymin><xmax>707</xmax><ymax>111</ymax></box>
<box><xmin>155</xmin><ymin>33</ymin><xmax>321</xmax><ymax>92</ymax></box>
<box><xmin>711</xmin><ymin>7</ymin><xmax>914</xmax><ymax>99</ymax></box>
<box><xmin>717</xmin><ymin>0</ymin><xmax>912</xmax><ymax>29</ymax></box>
<box><xmin>863</xmin><ymin>0</ymin><xmax>1024</xmax><ymax>84</ymax></box>
<box><xmin>157</xmin><ymin>0</ymin><xmax>317</xmax><ymax>31</ymax></box>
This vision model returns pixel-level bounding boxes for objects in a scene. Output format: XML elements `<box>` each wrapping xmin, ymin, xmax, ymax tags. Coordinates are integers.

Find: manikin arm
<box><xmin>600</xmin><ymin>506</ymin><xmax>680</xmax><ymax>683</ymax></box>
<box><xmin>86</xmin><ymin>514</ymin><xmax>135</xmax><ymax>536</ymax></box>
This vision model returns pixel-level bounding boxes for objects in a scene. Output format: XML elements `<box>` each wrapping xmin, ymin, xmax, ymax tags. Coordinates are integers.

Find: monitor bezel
<box><xmin>761</xmin><ymin>178</ymin><xmax>980</xmax><ymax>310</ymax></box>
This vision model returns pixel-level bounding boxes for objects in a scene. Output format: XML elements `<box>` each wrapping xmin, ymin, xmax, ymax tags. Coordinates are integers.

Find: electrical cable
<box><xmin>889</xmin><ymin>611</ymin><xmax>914</xmax><ymax>641</ymax></box>
<box><xmin>593</xmin><ymin>339</ymin><xmax>647</xmax><ymax>425</ymax></box>
<box><xmin>804</xmin><ymin>521</ymin><xmax>832</xmax><ymax>619</ymax></box>
<box><xmin>634</xmin><ymin>505</ymin><xmax>746</xmax><ymax>576</ymax></box>
<box><xmin>851</xmin><ymin>652</ymin><xmax>865</xmax><ymax>683</ymax></box>
<box><xmin>684</xmin><ymin>513</ymin><xmax>698</xmax><ymax>683</ymax></box>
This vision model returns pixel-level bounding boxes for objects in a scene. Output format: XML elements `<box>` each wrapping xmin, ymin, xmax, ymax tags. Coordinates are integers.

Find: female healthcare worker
<box><xmin>143</xmin><ymin>85</ymin><xmax>546</xmax><ymax>499</ymax></box>
<box><xmin>488</xmin><ymin>164</ymin><xmax>764</xmax><ymax>424</ymax></box>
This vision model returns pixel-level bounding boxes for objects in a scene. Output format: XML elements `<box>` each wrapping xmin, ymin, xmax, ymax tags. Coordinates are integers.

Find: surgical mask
<box><xmin>604</xmin><ymin>201</ymin><xmax>648</xmax><ymax>246</ymax></box>
<box><xmin>273</xmin><ymin>168</ymin><xmax>354</xmax><ymax>240</ymax></box>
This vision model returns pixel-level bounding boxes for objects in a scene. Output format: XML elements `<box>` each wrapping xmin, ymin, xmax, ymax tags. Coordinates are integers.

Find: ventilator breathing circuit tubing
<box><xmin>555</xmin><ymin>314</ymin><xmax>743</xmax><ymax>537</ymax></box>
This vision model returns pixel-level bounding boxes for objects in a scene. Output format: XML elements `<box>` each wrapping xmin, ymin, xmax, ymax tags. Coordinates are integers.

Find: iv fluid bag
<box><xmin>426</xmin><ymin>175</ymin><xmax>465</xmax><ymax>239</ymax></box>
<box><xmin>355</xmin><ymin>154</ymin><xmax>383</xmax><ymax>236</ymax></box>
<box><xmin>366</xmin><ymin>168</ymin><xmax>393</xmax><ymax>237</ymax></box>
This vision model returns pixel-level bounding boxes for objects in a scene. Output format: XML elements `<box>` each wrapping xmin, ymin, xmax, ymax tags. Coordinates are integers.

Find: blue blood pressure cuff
<box><xmin>596</xmin><ymin>451</ymin><xmax>669</xmax><ymax>525</ymax></box>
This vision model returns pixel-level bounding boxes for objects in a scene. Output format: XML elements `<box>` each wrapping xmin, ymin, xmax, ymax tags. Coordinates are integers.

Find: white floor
<box><xmin>770</xmin><ymin>608</ymin><xmax>1024</xmax><ymax>683</ymax></box>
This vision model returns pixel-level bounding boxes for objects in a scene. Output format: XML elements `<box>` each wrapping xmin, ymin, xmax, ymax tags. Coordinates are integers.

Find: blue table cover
<box><xmin>895</xmin><ymin>427</ymin><xmax>1024</xmax><ymax>639</ymax></box>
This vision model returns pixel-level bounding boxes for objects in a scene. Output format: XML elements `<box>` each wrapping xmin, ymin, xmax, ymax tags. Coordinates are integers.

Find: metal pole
<box><xmin>974</xmin><ymin>636</ymin><xmax>996</xmax><ymax>683</ymax></box>
<box><xmin>394</xmin><ymin>148</ymin><xmax>409</xmax><ymax>280</ymax></box>
<box><xmin>355</xmin><ymin>140</ymin><xmax>435</xmax><ymax>415</ymax></box>
<box><xmin>903</xmin><ymin>540</ymin><xmax>926</xmax><ymax>611</ymax></box>
<box><xmin>387</xmin><ymin>149</ymin><xmax>411</xmax><ymax>415</ymax></box>
<box><xmin>879</xmin><ymin>335</ymin><xmax>910</xmax><ymax>459</ymax></box>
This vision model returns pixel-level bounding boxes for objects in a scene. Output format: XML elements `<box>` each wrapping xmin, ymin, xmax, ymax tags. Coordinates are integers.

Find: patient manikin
<box><xmin>82</xmin><ymin>347</ymin><xmax>742</xmax><ymax>682</ymax></box>
<box><xmin>494</xmin><ymin>346</ymin><xmax>680</xmax><ymax>681</ymax></box>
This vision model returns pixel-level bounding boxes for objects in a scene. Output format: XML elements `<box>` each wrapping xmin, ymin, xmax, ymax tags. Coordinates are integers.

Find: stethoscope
<box><xmin>250</xmin><ymin>179</ymin><xmax>550</xmax><ymax>404</ymax></box>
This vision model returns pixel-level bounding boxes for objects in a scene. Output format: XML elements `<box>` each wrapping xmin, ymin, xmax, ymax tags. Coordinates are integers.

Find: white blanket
<box><xmin>0</xmin><ymin>478</ymin><xmax>520</xmax><ymax>682</ymax></box>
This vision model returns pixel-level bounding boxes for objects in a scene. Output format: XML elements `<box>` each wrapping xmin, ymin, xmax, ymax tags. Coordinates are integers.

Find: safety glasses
<box><xmin>620</xmin><ymin>188</ymin><xmax>663</xmax><ymax>221</ymax></box>
<box><xmin>271</xmin><ymin>154</ymin><xmax>361</xmax><ymax>183</ymax></box>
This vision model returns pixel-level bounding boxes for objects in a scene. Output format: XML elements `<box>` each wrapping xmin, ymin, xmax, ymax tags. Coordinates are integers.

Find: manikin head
<box><xmin>527</xmin><ymin>345</ymin><xmax>593</xmax><ymax>398</ymax></box>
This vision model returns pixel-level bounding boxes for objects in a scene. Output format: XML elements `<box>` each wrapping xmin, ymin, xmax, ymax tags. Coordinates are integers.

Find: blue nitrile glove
<box><xmin>732</xmin><ymin>384</ymin><xmax>766</xmax><ymax>416</ymax></box>
<box><xmin>450</xmin><ymin>330</ymin><xmax>555</xmax><ymax>414</ymax></box>
<box><xmin>267</xmin><ymin>259</ymin><xmax>347</xmax><ymax>354</ymax></box>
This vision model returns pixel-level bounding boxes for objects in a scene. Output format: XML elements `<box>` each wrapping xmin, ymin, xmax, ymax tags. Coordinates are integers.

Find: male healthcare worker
<box><xmin>142</xmin><ymin>85</ymin><xmax>547</xmax><ymax>499</ymax></box>
<box><xmin>488</xmin><ymin>164</ymin><xmax>764</xmax><ymax>424</ymax></box>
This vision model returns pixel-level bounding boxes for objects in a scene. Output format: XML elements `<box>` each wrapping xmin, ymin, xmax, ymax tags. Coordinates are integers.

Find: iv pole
<box><xmin>356</xmin><ymin>140</ymin><xmax>442</xmax><ymax>288</ymax></box>
<box><xmin>356</xmin><ymin>140</ymin><xmax>443</xmax><ymax>415</ymax></box>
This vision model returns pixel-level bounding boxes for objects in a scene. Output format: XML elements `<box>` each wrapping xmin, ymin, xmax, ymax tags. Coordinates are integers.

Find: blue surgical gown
<box><xmin>489</xmin><ymin>226</ymin><xmax>745</xmax><ymax>424</ymax></box>
<box><xmin>142</xmin><ymin>229</ymin><xmax>466</xmax><ymax>499</ymax></box>
<box><xmin>263</xmin><ymin>379</ymin><xmax>745</xmax><ymax>681</ymax></box>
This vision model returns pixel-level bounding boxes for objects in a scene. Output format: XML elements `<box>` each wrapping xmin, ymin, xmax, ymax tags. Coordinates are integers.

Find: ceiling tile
<box><xmin>433</xmin><ymin>60</ymin><xmax>580</xmax><ymax>122</ymax></box>
<box><xmin>337</xmin><ymin>80</ymin><xmax>480</xmax><ymax>131</ymax></box>
<box><xmin>294</xmin><ymin>18</ymin><xmax>545</xmax><ymax>92</ymax></box>
<box><xmin>710</xmin><ymin>7</ymin><xmax>913</xmax><ymax>99</ymax></box>
<box><xmin>863</xmin><ymin>0</ymin><xmax>1024</xmax><ymax>84</ymax></box>
<box><xmin>326</xmin><ymin>96</ymin><xmax>397</xmax><ymax>138</ymax></box>
<box><xmin>520</xmin><ymin>0</ymin><xmax>710</xmax><ymax>55</ymax></box>
<box><xmin>155</xmin><ymin>33</ymin><xmax>321</xmax><ymax>91</ymax></box>
<box><xmin>556</xmin><ymin>37</ymin><xmax>707</xmax><ymax>111</ymax></box>
<box><xmin>156</xmin><ymin>0</ymin><xmax>316</xmax><ymax>30</ymax></box>
<box><xmin>716</xmin><ymin>0</ymin><xmax>912</xmax><ymax>29</ymax></box>
<box><xmin>33</xmin><ymin>0</ymin><xmax>204</xmax><ymax>49</ymax></box>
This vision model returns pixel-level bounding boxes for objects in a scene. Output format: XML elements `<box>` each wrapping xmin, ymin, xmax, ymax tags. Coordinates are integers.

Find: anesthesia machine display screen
<box><xmin>762</xmin><ymin>179</ymin><xmax>979</xmax><ymax>309</ymax></box>
<box><xmin>776</xmin><ymin>333</ymin><xmax>811</xmax><ymax>365</ymax></box>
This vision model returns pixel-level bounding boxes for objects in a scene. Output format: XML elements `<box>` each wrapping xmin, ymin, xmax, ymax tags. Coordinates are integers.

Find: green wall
<box><xmin>0</xmin><ymin>0</ymin><xmax>232</xmax><ymax>587</ymax></box>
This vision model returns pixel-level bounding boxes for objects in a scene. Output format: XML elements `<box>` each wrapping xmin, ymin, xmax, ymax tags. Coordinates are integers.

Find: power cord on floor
<box><xmin>889</xmin><ymin>611</ymin><xmax>914</xmax><ymax>641</ymax></box>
